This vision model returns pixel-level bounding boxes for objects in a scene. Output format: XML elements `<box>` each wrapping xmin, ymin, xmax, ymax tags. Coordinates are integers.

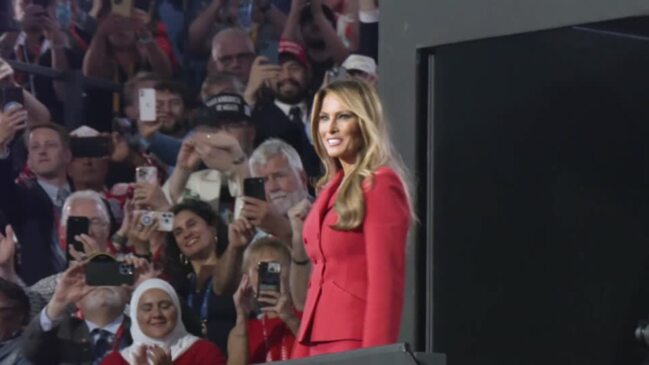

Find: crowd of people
<box><xmin>0</xmin><ymin>0</ymin><xmax>413</xmax><ymax>364</ymax></box>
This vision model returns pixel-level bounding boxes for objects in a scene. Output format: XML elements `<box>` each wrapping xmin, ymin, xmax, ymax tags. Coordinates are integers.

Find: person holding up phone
<box><xmin>291</xmin><ymin>79</ymin><xmax>414</xmax><ymax>358</ymax></box>
<box><xmin>226</xmin><ymin>237</ymin><xmax>303</xmax><ymax>364</ymax></box>
<box><xmin>22</xmin><ymin>261</ymin><xmax>134</xmax><ymax>365</ymax></box>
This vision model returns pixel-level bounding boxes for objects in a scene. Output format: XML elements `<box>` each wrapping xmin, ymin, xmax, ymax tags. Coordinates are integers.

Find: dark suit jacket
<box><xmin>296</xmin><ymin>167</ymin><xmax>410</xmax><ymax>348</ymax></box>
<box><xmin>252</xmin><ymin>100</ymin><xmax>321</xmax><ymax>180</ymax></box>
<box><xmin>22</xmin><ymin>314</ymin><xmax>132</xmax><ymax>365</ymax></box>
<box><xmin>0</xmin><ymin>157</ymin><xmax>60</xmax><ymax>285</ymax></box>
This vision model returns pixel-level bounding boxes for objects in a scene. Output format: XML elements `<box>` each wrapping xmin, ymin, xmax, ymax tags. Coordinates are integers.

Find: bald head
<box><xmin>210</xmin><ymin>28</ymin><xmax>256</xmax><ymax>82</ymax></box>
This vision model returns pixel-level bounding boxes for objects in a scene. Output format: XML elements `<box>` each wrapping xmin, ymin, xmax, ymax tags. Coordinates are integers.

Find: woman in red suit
<box><xmin>291</xmin><ymin>79</ymin><xmax>413</xmax><ymax>358</ymax></box>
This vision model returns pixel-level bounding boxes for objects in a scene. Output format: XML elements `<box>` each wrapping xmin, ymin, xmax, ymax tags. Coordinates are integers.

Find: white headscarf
<box><xmin>120</xmin><ymin>279</ymin><xmax>199</xmax><ymax>365</ymax></box>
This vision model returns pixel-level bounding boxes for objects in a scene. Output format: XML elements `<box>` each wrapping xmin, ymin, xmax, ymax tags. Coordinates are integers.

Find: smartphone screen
<box><xmin>70</xmin><ymin>136</ymin><xmax>112</xmax><ymax>158</ymax></box>
<box><xmin>66</xmin><ymin>216</ymin><xmax>89</xmax><ymax>257</ymax></box>
<box><xmin>138</xmin><ymin>88</ymin><xmax>156</xmax><ymax>122</ymax></box>
<box><xmin>135</xmin><ymin>166</ymin><xmax>158</xmax><ymax>184</ymax></box>
<box><xmin>243</xmin><ymin>177</ymin><xmax>266</xmax><ymax>201</ymax></box>
<box><xmin>257</xmin><ymin>261</ymin><xmax>281</xmax><ymax>307</ymax></box>
<box><xmin>1</xmin><ymin>87</ymin><xmax>24</xmax><ymax>112</ymax></box>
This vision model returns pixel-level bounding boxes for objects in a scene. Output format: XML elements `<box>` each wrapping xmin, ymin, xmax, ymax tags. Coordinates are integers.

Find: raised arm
<box><xmin>187</xmin><ymin>0</ymin><xmax>226</xmax><ymax>54</ymax></box>
<box><xmin>287</xmin><ymin>199</ymin><xmax>311</xmax><ymax>311</ymax></box>
<box><xmin>280</xmin><ymin>0</ymin><xmax>305</xmax><ymax>43</ymax></box>
<box><xmin>213</xmin><ymin>218</ymin><xmax>255</xmax><ymax>295</ymax></box>
<box><xmin>134</xmin><ymin>17</ymin><xmax>173</xmax><ymax>79</ymax></box>
<box><xmin>42</xmin><ymin>7</ymin><xmax>70</xmax><ymax>101</ymax></box>
<box><xmin>82</xmin><ymin>14</ymin><xmax>124</xmax><ymax>79</ymax></box>
<box><xmin>309</xmin><ymin>0</ymin><xmax>350</xmax><ymax>64</ymax></box>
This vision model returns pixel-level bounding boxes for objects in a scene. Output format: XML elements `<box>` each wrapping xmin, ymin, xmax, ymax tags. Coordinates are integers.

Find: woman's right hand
<box><xmin>127</xmin><ymin>211</ymin><xmax>159</xmax><ymax>254</ymax></box>
<box><xmin>176</xmin><ymin>138</ymin><xmax>202</xmax><ymax>172</ymax></box>
<box><xmin>233</xmin><ymin>274</ymin><xmax>254</xmax><ymax>317</ymax></box>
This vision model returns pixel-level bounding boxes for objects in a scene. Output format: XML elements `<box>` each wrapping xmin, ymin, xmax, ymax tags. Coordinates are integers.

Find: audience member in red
<box><xmin>227</xmin><ymin>237</ymin><xmax>302</xmax><ymax>364</ymax></box>
<box><xmin>101</xmin><ymin>278</ymin><xmax>226</xmax><ymax>365</ymax></box>
<box><xmin>291</xmin><ymin>79</ymin><xmax>413</xmax><ymax>357</ymax></box>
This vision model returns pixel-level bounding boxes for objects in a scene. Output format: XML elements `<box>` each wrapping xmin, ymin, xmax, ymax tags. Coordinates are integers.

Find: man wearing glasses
<box><xmin>210</xmin><ymin>27</ymin><xmax>256</xmax><ymax>83</ymax></box>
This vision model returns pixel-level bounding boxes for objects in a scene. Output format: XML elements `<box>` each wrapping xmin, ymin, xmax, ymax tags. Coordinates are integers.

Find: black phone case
<box><xmin>70</xmin><ymin>137</ymin><xmax>112</xmax><ymax>158</ymax></box>
<box><xmin>1</xmin><ymin>87</ymin><xmax>24</xmax><ymax>109</ymax></box>
<box><xmin>66</xmin><ymin>217</ymin><xmax>89</xmax><ymax>256</ymax></box>
<box><xmin>86</xmin><ymin>261</ymin><xmax>134</xmax><ymax>286</ymax></box>
<box><xmin>244</xmin><ymin>178</ymin><xmax>266</xmax><ymax>201</ymax></box>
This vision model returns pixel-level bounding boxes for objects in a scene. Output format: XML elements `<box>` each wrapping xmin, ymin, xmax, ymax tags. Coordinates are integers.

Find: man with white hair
<box><xmin>209</xmin><ymin>27</ymin><xmax>256</xmax><ymax>83</ymax></box>
<box><xmin>241</xmin><ymin>138</ymin><xmax>310</xmax><ymax>242</ymax></box>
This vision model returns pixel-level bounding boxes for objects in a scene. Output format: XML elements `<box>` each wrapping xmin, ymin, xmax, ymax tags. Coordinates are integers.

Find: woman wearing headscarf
<box><xmin>101</xmin><ymin>278</ymin><xmax>225</xmax><ymax>365</ymax></box>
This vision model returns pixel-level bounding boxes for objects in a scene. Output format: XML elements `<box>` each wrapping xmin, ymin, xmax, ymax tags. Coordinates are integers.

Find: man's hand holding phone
<box><xmin>193</xmin><ymin>130</ymin><xmax>246</xmax><ymax>172</ymax></box>
<box><xmin>244</xmin><ymin>56</ymin><xmax>280</xmax><ymax>106</ymax></box>
<box><xmin>0</xmin><ymin>105</ymin><xmax>28</xmax><ymax>148</ymax></box>
<box><xmin>47</xmin><ymin>262</ymin><xmax>92</xmax><ymax>321</ymax></box>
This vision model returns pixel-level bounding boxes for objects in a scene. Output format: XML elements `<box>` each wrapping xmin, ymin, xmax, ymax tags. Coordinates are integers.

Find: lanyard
<box><xmin>187</xmin><ymin>274</ymin><xmax>212</xmax><ymax>336</ymax></box>
<box><xmin>111</xmin><ymin>322</ymin><xmax>126</xmax><ymax>352</ymax></box>
<box><xmin>260</xmin><ymin>316</ymin><xmax>289</xmax><ymax>361</ymax></box>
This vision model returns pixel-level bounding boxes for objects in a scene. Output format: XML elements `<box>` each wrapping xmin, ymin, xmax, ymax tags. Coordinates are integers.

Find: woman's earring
<box><xmin>179</xmin><ymin>253</ymin><xmax>189</xmax><ymax>266</ymax></box>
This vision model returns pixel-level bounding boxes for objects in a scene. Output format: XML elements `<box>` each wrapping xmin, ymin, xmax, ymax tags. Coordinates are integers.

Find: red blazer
<box><xmin>296</xmin><ymin>166</ymin><xmax>411</xmax><ymax>348</ymax></box>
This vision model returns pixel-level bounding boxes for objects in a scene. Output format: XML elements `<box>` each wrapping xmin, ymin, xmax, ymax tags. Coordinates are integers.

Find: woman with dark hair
<box><xmin>163</xmin><ymin>199</ymin><xmax>253</xmax><ymax>356</ymax></box>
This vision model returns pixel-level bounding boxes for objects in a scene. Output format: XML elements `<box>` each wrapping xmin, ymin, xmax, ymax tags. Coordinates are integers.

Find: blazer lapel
<box><xmin>316</xmin><ymin>171</ymin><xmax>344</xmax><ymax>230</ymax></box>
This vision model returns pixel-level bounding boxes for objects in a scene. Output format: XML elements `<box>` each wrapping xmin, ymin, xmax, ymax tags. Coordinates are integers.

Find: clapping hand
<box><xmin>233</xmin><ymin>274</ymin><xmax>255</xmax><ymax>317</ymax></box>
<box><xmin>193</xmin><ymin>131</ymin><xmax>245</xmax><ymax>172</ymax></box>
<box><xmin>176</xmin><ymin>138</ymin><xmax>202</xmax><ymax>171</ymax></box>
<box><xmin>287</xmin><ymin>198</ymin><xmax>312</xmax><ymax>244</ymax></box>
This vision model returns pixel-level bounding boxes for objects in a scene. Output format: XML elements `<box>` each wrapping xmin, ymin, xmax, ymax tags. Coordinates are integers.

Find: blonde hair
<box><xmin>242</xmin><ymin>237</ymin><xmax>291</xmax><ymax>272</ymax></box>
<box><xmin>310</xmin><ymin>79</ymin><xmax>414</xmax><ymax>230</ymax></box>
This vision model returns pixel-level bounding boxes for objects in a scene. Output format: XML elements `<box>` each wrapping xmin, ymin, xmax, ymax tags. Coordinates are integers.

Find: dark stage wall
<box><xmin>431</xmin><ymin>26</ymin><xmax>649</xmax><ymax>364</ymax></box>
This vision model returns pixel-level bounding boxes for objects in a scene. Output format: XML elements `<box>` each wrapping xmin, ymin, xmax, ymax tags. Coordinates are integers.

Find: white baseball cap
<box><xmin>341</xmin><ymin>54</ymin><xmax>377</xmax><ymax>78</ymax></box>
<box><xmin>70</xmin><ymin>125</ymin><xmax>100</xmax><ymax>137</ymax></box>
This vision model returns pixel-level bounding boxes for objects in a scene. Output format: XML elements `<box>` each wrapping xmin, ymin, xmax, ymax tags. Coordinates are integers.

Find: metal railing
<box><xmin>6</xmin><ymin>59</ymin><xmax>121</xmax><ymax>130</ymax></box>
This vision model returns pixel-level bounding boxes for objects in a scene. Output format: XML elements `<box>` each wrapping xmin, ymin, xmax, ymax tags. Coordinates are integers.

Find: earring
<box><xmin>179</xmin><ymin>253</ymin><xmax>189</xmax><ymax>266</ymax></box>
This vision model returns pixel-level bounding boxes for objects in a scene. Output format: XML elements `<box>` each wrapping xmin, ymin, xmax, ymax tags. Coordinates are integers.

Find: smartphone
<box><xmin>257</xmin><ymin>261</ymin><xmax>281</xmax><ymax>307</ymax></box>
<box><xmin>111</xmin><ymin>0</ymin><xmax>132</xmax><ymax>17</ymax></box>
<box><xmin>85</xmin><ymin>254</ymin><xmax>134</xmax><ymax>286</ymax></box>
<box><xmin>243</xmin><ymin>177</ymin><xmax>266</xmax><ymax>201</ymax></box>
<box><xmin>1</xmin><ymin>87</ymin><xmax>24</xmax><ymax>112</ymax></box>
<box><xmin>138</xmin><ymin>88</ymin><xmax>156</xmax><ymax>122</ymax></box>
<box><xmin>66</xmin><ymin>216</ymin><xmax>89</xmax><ymax>256</ymax></box>
<box><xmin>139</xmin><ymin>210</ymin><xmax>174</xmax><ymax>232</ymax></box>
<box><xmin>70</xmin><ymin>136</ymin><xmax>112</xmax><ymax>158</ymax></box>
<box><xmin>135</xmin><ymin>166</ymin><xmax>158</xmax><ymax>184</ymax></box>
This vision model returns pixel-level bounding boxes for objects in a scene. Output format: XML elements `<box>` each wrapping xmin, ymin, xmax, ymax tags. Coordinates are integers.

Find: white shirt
<box><xmin>39</xmin><ymin>307</ymin><xmax>125</xmax><ymax>339</ymax></box>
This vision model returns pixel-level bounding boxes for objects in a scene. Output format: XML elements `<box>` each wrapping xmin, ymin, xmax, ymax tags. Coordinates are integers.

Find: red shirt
<box><xmin>247</xmin><ymin>312</ymin><xmax>302</xmax><ymax>363</ymax></box>
<box><xmin>100</xmin><ymin>339</ymin><xmax>225</xmax><ymax>365</ymax></box>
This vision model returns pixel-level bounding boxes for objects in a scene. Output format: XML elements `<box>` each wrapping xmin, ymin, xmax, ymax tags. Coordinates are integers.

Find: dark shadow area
<box><xmin>432</xmin><ymin>19</ymin><xmax>649</xmax><ymax>365</ymax></box>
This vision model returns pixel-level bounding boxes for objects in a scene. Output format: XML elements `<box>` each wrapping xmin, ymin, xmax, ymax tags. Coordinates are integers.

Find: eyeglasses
<box><xmin>217</xmin><ymin>52</ymin><xmax>255</xmax><ymax>67</ymax></box>
<box><xmin>89</xmin><ymin>218</ymin><xmax>109</xmax><ymax>229</ymax></box>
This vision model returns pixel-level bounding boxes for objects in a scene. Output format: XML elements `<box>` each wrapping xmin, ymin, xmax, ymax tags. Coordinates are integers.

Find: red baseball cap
<box><xmin>278</xmin><ymin>39</ymin><xmax>309</xmax><ymax>69</ymax></box>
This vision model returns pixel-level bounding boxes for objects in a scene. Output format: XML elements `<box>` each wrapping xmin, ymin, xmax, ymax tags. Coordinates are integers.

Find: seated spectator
<box><xmin>227</xmin><ymin>237</ymin><xmax>303</xmax><ymax>364</ymax></box>
<box><xmin>282</xmin><ymin>0</ymin><xmax>350</xmax><ymax>92</ymax></box>
<box><xmin>247</xmin><ymin>40</ymin><xmax>320</xmax><ymax>180</ymax></box>
<box><xmin>0</xmin><ymin>122</ymin><xmax>73</xmax><ymax>284</ymax></box>
<box><xmin>244</xmin><ymin>138</ymin><xmax>310</xmax><ymax>243</ymax></box>
<box><xmin>165</xmin><ymin>93</ymin><xmax>254</xmax><ymax>221</ymax></box>
<box><xmin>153</xmin><ymin>80</ymin><xmax>190</xmax><ymax>139</ymax></box>
<box><xmin>0</xmin><ymin>278</ymin><xmax>30</xmax><ymax>365</ymax></box>
<box><xmin>102</xmin><ymin>278</ymin><xmax>226</xmax><ymax>364</ymax></box>
<box><xmin>22</xmin><ymin>262</ymin><xmax>133</xmax><ymax>364</ymax></box>
<box><xmin>161</xmin><ymin>200</ymin><xmax>249</xmax><ymax>355</ymax></box>
<box><xmin>209</xmin><ymin>27</ymin><xmax>256</xmax><ymax>83</ymax></box>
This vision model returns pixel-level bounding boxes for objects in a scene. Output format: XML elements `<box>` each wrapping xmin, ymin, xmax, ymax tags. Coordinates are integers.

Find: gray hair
<box><xmin>249</xmin><ymin>139</ymin><xmax>304</xmax><ymax>177</ymax></box>
<box><xmin>211</xmin><ymin>27</ymin><xmax>255</xmax><ymax>59</ymax></box>
<box><xmin>60</xmin><ymin>190</ymin><xmax>109</xmax><ymax>227</ymax></box>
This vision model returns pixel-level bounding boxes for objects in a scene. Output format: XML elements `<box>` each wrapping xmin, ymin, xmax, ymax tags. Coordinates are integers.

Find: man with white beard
<box><xmin>22</xmin><ymin>263</ymin><xmax>132</xmax><ymax>365</ymax></box>
<box><xmin>241</xmin><ymin>139</ymin><xmax>311</xmax><ymax>244</ymax></box>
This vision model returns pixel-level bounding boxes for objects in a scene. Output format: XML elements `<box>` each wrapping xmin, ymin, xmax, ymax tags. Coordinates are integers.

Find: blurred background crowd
<box><xmin>0</xmin><ymin>0</ymin><xmax>382</xmax><ymax>363</ymax></box>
